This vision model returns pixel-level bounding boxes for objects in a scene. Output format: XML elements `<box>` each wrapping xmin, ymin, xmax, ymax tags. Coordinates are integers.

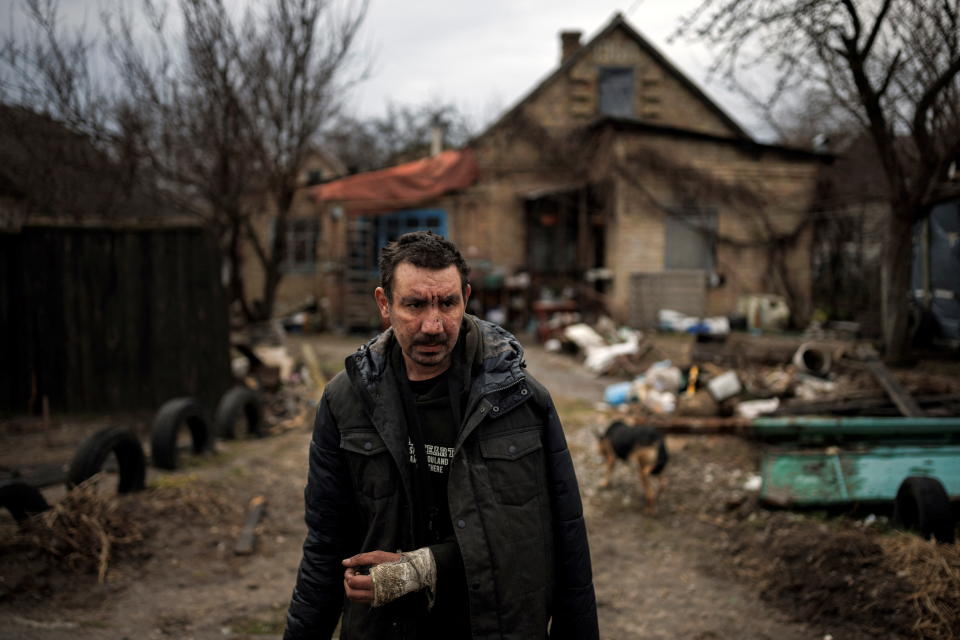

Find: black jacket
<box><xmin>284</xmin><ymin>315</ymin><xmax>599</xmax><ymax>639</ymax></box>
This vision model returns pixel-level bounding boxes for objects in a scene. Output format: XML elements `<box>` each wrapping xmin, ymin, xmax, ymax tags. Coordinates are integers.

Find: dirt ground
<box><xmin>1</xmin><ymin>333</ymin><xmax>958</xmax><ymax>639</ymax></box>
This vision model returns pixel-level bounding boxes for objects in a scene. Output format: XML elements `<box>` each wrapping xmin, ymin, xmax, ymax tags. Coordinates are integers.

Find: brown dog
<box><xmin>597</xmin><ymin>420</ymin><xmax>669</xmax><ymax>514</ymax></box>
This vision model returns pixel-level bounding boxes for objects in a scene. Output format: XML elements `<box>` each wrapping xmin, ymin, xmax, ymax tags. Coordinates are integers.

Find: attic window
<box><xmin>598</xmin><ymin>67</ymin><xmax>634</xmax><ymax>117</ymax></box>
<box><xmin>306</xmin><ymin>169</ymin><xmax>324</xmax><ymax>186</ymax></box>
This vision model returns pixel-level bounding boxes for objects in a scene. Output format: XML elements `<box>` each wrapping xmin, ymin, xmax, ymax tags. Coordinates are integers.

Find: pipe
<box><xmin>751</xmin><ymin>416</ymin><xmax>960</xmax><ymax>439</ymax></box>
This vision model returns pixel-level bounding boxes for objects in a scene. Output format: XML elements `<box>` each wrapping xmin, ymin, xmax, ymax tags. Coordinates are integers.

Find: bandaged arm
<box><xmin>369</xmin><ymin>546</ymin><xmax>438</xmax><ymax>608</ymax></box>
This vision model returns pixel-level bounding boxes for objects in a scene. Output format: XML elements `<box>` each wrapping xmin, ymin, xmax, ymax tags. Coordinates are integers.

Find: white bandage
<box><xmin>369</xmin><ymin>547</ymin><xmax>437</xmax><ymax>608</ymax></box>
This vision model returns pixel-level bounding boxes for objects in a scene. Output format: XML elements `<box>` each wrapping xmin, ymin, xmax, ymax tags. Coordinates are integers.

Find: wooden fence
<box><xmin>0</xmin><ymin>223</ymin><xmax>232</xmax><ymax>415</ymax></box>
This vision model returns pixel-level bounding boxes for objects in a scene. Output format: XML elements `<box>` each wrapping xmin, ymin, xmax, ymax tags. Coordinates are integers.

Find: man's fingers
<box><xmin>344</xmin><ymin>569</ymin><xmax>373</xmax><ymax>589</ymax></box>
<box><xmin>343</xmin><ymin>578</ymin><xmax>372</xmax><ymax>602</ymax></box>
<box><xmin>343</xmin><ymin>569</ymin><xmax>374</xmax><ymax>603</ymax></box>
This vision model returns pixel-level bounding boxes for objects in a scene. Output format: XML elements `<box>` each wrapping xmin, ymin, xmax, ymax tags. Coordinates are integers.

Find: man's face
<box><xmin>375</xmin><ymin>262</ymin><xmax>470</xmax><ymax>381</ymax></box>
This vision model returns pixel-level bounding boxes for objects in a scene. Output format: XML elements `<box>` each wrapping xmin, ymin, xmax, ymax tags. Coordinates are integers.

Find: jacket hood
<box><xmin>345</xmin><ymin>314</ymin><xmax>526</xmax><ymax>397</ymax></box>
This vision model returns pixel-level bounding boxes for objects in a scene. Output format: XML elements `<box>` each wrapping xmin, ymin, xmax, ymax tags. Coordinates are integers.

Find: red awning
<box><xmin>311</xmin><ymin>149</ymin><xmax>478</xmax><ymax>214</ymax></box>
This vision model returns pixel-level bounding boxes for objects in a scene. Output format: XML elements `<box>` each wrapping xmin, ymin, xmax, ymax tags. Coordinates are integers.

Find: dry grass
<box><xmin>879</xmin><ymin>533</ymin><xmax>960</xmax><ymax>640</ymax></box>
<box><xmin>3</xmin><ymin>474</ymin><xmax>234</xmax><ymax>584</ymax></box>
<box><xmin>14</xmin><ymin>477</ymin><xmax>144</xmax><ymax>583</ymax></box>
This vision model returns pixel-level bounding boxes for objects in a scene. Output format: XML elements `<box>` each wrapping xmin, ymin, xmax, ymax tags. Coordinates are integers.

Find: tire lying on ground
<box><xmin>150</xmin><ymin>397</ymin><xmax>212</xmax><ymax>470</ymax></box>
<box><xmin>214</xmin><ymin>386</ymin><xmax>264</xmax><ymax>439</ymax></box>
<box><xmin>894</xmin><ymin>475</ymin><xmax>956</xmax><ymax>544</ymax></box>
<box><xmin>67</xmin><ymin>426</ymin><xmax>147</xmax><ymax>493</ymax></box>
<box><xmin>0</xmin><ymin>482</ymin><xmax>50</xmax><ymax>523</ymax></box>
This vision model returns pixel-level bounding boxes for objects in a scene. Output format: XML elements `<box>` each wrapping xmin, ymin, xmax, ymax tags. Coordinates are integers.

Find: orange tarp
<box><xmin>311</xmin><ymin>149</ymin><xmax>478</xmax><ymax>214</ymax></box>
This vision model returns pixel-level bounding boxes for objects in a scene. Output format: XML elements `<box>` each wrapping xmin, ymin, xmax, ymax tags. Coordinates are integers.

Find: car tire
<box><xmin>894</xmin><ymin>476</ymin><xmax>955</xmax><ymax>544</ymax></box>
<box><xmin>67</xmin><ymin>426</ymin><xmax>147</xmax><ymax>493</ymax></box>
<box><xmin>150</xmin><ymin>397</ymin><xmax>212</xmax><ymax>470</ymax></box>
<box><xmin>0</xmin><ymin>482</ymin><xmax>50</xmax><ymax>523</ymax></box>
<box><xmin>214</xmin><ymin>386</ymin><xmax>264</xmax><ymax>439</ymax></box>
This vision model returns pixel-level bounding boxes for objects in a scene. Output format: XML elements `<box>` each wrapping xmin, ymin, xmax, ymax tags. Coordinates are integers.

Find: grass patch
<box><xmin>148</xmin><ymin>472</ymin><xmax>202</xmax><ymax>490</ymax></box>
<box><xmin>228</xmin><ymin>605</ymin><xmax>287</xmax><ymax>636</ymax></box>
<box><xmin>553</xmin><ymin>396</ymin><xmax>599</xmax><ymax>430</ymax></box>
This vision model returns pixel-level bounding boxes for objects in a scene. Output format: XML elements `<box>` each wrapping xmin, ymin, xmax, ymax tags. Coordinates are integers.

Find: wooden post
<box><xmin>235</xmin><ymin>495</ymin><xmax>268</xmax><ymax>556</ymax></box>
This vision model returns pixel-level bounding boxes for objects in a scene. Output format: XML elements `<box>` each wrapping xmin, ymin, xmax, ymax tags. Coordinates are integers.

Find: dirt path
<box><xmin>0</xmin><ymin>334</ymin><xmax>891</xmax><ymax>639</ymax></box>
<box><xmin>523</xmin><ymin>343</ymin><xmax>840</xmax><ymax>640</ymax></box>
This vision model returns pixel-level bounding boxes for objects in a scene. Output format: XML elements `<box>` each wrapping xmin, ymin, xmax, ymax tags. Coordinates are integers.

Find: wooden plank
<box><xmin>235</xmin><ymin>495</ymin><xmax>268</xmax><ymax>556</ymax></box>
<box><xmin>642</xmin><ymin>416</ymin><xmax>751</xmax><ymax>435</ymax></box>
<box><xmin>776</xmin><ymin>393</ymin><xmax>960</xmax><ymax>416</ymax></box>
<box><xmin>865</xmin><ymin>359</ymin><xmax>925</xmax><ymax>417</ymax></box>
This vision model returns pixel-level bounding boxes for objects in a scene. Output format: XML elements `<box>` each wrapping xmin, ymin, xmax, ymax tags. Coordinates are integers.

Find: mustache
<box><xmin>412</xmin><ymin>335</ymin><xmax>447</xmax><ymax>346</ymax></box>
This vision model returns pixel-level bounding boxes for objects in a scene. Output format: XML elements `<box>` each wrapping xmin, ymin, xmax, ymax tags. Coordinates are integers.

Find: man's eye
<box><xmin>441</xmin><ymin>300</ymin><xmax>456</xmax><ymax>308</ymax></box>
<box><xmin>407</xmin><ymin>302</ymin><xmax>423</xmax><ymax>309</ymax></box>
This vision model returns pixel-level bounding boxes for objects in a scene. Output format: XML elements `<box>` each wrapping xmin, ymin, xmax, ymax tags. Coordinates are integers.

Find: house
<box><xmin>309</xmin><ymin>13</ymin><xmax>830</xmax><ymax>332</ymax></box>
<box><xmin>0</xmin><ymin>104</ymin><xmax>166</xmax><ymax>228</ymax></box>
<box><xmin>310</xmin><ymin>149</ymin><xmax>478</xmax><ymax>329</ymax></box>
<box><xmin>238</xmin><ymin>148</ymin><xmax>349</xmax><ymax>322</ymax></box>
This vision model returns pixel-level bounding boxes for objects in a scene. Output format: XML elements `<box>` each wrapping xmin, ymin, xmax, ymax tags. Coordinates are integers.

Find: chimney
<box><xmin>430</xmin><ymin>124</ymin><xmax>444</xmax><ymax>156</ymax></box>
<box><xmin>560</xmin><ymin>30</ymin><xmax>582</xmax><ymax>64</ymax></box>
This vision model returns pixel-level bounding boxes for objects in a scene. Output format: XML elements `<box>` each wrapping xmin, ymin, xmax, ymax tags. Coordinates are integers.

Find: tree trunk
<box><xmin>259</xmin><ymin>260</ymin><xmax>280</xmax><ymax>322</ymax></box>
<box><xmin>226</xmin><ymin>221</ymin><xmax>253</xmax><ymax>322</ymax></box>
<box><xmin>881</xmin><ymin>210</ymin><xmax>916</xmax><ymax>363</ymax></box>
<box><xmin>254</xmin><ymin>188</ymin><xmax>298</xmax><ymax>323</ymax></box>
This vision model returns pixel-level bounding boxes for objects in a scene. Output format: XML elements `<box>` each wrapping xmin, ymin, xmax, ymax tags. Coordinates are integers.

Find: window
<box><xmin>280</xmin><ymin>217</ymin><xmax>320</xmax><ymax>273</ymax></box>
<box><xmin>371</xmin><ymin>209</ymin><xmax>448</xmax><ymax>267</ymax></box>
<box><xmin>598</xmin><ymin>67</ymin><xmax>634</xmax><ymax>117</ymax></box>
<box><xmin>664</xmin><ymin>207</ymin><xmax>717</xmax><ymax>271</ymax></box>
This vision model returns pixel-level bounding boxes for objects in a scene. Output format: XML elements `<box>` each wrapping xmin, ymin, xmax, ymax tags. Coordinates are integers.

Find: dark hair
<box><xmin>379</xmin><ymin>231</ymin><xmax>470</xmax><ymax>302</ymax></box>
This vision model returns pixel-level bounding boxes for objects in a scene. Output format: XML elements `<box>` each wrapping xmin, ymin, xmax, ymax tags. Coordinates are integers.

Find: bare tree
<box><xmin>676</xmin><ymin>0</ymin><xmax>960</xmax><ymax>361</ymax></box>
<box><xmin>1</xmin><ymin>0</ymin><xmax>368</xmax><ymax>322</ymax></box>
<box><xmin>325</xmin><ymin>101</ymin><xmax>474</xmax><ymax>174</ymax></box>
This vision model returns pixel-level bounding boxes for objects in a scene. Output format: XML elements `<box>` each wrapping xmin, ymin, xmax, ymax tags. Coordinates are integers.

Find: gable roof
<box><xmin>476</xmin><ymin>12</ymin><xmax>751</xmax><ymax>143</ymax></box>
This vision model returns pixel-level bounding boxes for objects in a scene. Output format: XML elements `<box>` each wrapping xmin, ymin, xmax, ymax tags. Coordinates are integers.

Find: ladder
<box><xmin>343</xmin><ymin>216</ymin><xmax>380</xmax><ymax>330</ymax></box>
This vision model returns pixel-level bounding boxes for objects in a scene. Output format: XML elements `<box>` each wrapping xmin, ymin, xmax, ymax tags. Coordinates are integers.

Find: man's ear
<box><xmin>374</xmin><ymin>287</ymin><xmax>391</xmax><ymax>321</ymax></box>
<box><xmin>463</xmin><ymin>283</ymin><xmax>472</xmax><ymax>307</ymax></box>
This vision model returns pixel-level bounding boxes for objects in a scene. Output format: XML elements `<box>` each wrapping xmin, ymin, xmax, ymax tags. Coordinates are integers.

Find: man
<box><xmin>284</xmin><ymin>231</ymin><xmax>598</xmax><ymax>639</ymax></box>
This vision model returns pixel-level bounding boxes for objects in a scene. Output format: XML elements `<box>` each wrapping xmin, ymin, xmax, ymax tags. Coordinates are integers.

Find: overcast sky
<box><xmin>3</xmin><ymin>0</ymin><xmax>769</xmax><ymax>138</ymax></box>
<box><xmin>352</xmin><ymin>0</ymin><xmax>763</xmax><ymax>135</ymax></box>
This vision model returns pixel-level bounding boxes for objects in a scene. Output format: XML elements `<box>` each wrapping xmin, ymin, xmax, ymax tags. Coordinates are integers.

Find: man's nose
<box><xmin>421</xmin><ymin>313</ymin><xmax>443</xmax><ymax>334</ymax></box>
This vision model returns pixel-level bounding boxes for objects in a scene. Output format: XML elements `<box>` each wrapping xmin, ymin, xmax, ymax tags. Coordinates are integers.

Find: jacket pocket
<box><xmin>341</xmin><ymin>430</ymin><xmax>396</xmax><ymax>499</ymax></box>
<box><xmin>479</xmin><ymin>428</ymin><xmax>543</xmax><ymax>506</ymax></box>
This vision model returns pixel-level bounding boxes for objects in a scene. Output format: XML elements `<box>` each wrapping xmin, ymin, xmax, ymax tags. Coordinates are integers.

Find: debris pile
<box><xmin>552</xmin><ymin>316</ymin><xmax>960</xmax><ymax>424</ymax></box>
<box><xmin>230</xmin><ymin>321</ymin><xmax>331</xmax><ymax>434</ymax></box>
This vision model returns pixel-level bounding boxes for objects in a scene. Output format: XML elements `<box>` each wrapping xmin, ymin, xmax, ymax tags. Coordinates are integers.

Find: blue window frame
<box><xmin>365</xmin><ymin>208</ymin><xmax>448</xmax><ymax>269</ymax></box>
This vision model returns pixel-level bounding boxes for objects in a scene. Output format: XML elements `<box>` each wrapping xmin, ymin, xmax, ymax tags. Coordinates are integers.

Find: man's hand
<box><xmin>342</xmin><ymin>550</ymin><xmax>402</xmax><ymax>603</ymax></box>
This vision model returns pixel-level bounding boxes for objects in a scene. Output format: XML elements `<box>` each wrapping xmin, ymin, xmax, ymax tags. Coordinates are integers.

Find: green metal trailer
<box><xmin>760</xmin><ymin>445</ymin><xmax>960</xmax><ymax>506</ymax></box>
<box><xmin>752</xmin><ymin>416</ymin><xmax>960</xmax><ymax>543</ymax></box>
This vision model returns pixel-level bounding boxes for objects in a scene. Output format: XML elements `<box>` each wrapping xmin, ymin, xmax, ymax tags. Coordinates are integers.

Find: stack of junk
<box><xmin>552</xmin><ymin>309</ymin><xmax>960</xmax><ymax>542</ymax></box>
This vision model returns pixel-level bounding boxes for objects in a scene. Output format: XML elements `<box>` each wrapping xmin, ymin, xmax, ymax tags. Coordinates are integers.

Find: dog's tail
<box><xmin>651</xmin><ymin>438</ymin><xmax>669</xmax><ymax>475</ymax></box>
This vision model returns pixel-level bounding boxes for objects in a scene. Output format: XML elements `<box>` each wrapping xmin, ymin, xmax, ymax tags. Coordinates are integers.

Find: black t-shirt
<box><xmin>401</xmin><ymin>357</ymin><xmax>471</xmax><ymax>639</ymax></box>
<box><xmin>407</xmin><ymin>369</ymin><xmax>457</xmax><ymax>542</ymax></box>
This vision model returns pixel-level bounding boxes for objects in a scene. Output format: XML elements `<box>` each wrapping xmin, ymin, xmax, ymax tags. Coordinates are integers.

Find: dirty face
<box><xmin>375</xmin><ymin>262</ymin><xmax>470</xmax><ymax>381</ymax></box>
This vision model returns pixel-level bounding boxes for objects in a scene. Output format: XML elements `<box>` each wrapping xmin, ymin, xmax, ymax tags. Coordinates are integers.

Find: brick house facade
<box><xmin>308</xmin><ymin>13</ymin><xmax>829</xmax><ymax>331</ymax></box>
